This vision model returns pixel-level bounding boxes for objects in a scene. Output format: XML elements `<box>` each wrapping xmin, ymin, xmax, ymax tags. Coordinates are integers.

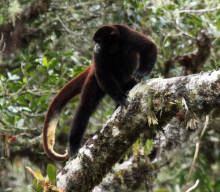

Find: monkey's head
<box><xmin>93</xmin><ymin>25</ymin><xmax>120</xmax><ymax>54</ymax></box>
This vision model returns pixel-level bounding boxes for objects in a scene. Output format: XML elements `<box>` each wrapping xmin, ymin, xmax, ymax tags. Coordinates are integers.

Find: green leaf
<box><xmin>47</xmin><ymin>164</ymin><xmax>56</xmax><ymax>185</ymax></box>
<box><xmin>32</xmin><ymin>178</ymin><xmax>43</xmax><ymax>192</ymax></box>
<box><xmin>35</xmin><ymin>170</ymin><xmax>44</xmax><ymax>181</ymax></box>
<box><xmin>0</xmin><ymin>14</ymin><xmax>3</xmax><ymax>24</ymax></box>
<box><xmin>166</xmin><ymin>4</ymin><xmax>175</xmax><ymax>11</ymax></box>
<box><xmin>216</xmin><ymin>18</ymin><xmax>220</xmax><ymax>30</ymax></box>
<box><xmin>23</xmin><ymin>77</ymin><xmax>27</xmax><ymax>83</ymax></box>
<box><xmin>214</xmin><ymin>180</ymin><xmax>220</xmax><ymax>191</ymax></box>
<box><xmin>146</xmin><ymin>95</ymin><xmax>152</xmax><ymax>109</ymax></box>
<box><xmin>155</xmin><ymin>189</ymin><xmax>169</xmax><ymax>192</ymax></box>
<box><xmin>42</xmin><ymin>57</ymin><xmax>49</xmax><ymax>67</ymax></box>
<box><xmin>137</xmin><ymin>2</ymin><xmax>143</xmax><ymax>10</ymax></box>
<box><xmin>48</xmin><ymin>58</ymin><xmax>58</xmax><ymax>69</ymax></box>
<box><xmin>144</xmin><ymin>139</ymin><xmax>153</xmax><ymax>155</ymax></box>
<box><xmin>132</xmin><ymin>139</ymin><xmax>141</xmax><ymax>155</ymax></box>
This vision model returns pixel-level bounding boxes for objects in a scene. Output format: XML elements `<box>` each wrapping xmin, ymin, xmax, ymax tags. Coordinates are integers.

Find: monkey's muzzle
<box><xmin>94</xmin><ymin>43</ymin><xmax>101</xmax><ymax>54</ymax></box>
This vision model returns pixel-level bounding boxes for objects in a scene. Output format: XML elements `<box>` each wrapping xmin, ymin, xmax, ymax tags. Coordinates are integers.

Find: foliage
<box><xmin>26</xmin><ymin>164</ymin><xmax>63</xmax><ymax>192</ymax></box>
<box><xmin>0</xmin><ymin>0</ymin><xmax>219</xmax><ymax>191</ymax></box>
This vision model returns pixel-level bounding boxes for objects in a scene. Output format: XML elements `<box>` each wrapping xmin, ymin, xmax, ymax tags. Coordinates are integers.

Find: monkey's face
<box><xmin>93</xmin><ymin>25</ymin><xmax>120</xmax><ymax>54</ymax></box>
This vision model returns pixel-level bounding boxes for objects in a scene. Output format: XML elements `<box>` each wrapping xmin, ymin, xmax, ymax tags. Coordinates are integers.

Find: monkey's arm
<box><xmin>134</xmin><ymin>41</ymin><xmax>157</xmax><ymax>80</ymax></box>
<box><xmin>114</xmin><ymin>24</ymin><xmax>157</xmax><ymax>80</ymax></box>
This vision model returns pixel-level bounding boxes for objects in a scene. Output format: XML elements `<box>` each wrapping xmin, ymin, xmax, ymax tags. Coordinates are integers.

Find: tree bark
<box><xmin>57</xmin><ymin>70</ymin><xmax>220</xmax><ymax>192</ymax></box>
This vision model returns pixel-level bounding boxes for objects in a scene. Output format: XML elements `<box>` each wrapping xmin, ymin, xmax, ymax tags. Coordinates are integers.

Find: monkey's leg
<box><xmin>69</xmin><ymin>74</ymin><xmax>105</xmax><ymax>156</ymax></box>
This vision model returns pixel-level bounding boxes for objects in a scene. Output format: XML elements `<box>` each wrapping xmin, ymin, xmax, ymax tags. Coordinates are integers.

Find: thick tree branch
<box><xmin>163</xmin><ymin>31</ymin><xmax>212</xmax><ymax>77</ymax></box>
<box><xmin>93</xmin><ymin>156</ymin><xmax>154</xmax><ymax>192</ymax></box>
<box><xmin>177</xmin><ymin>31</ymin><xmax>212</xmax><ymax>75</ymax></box>
<box><xmin>0</xmin><ymin>0</ymin><xmax>52</xmax><ymax>54</ymax></box>
<box><xmin>93</xmin><ymin>116</ymin><xmax>206</xmax><ymax>192</ymax></box>
<box><xmin>0</xmin><ymin>134</ymin><xmax>52</xmax><ymax>167</ymax></box>
<box><xmin>57</xmin><ymin>70</ymin><xmax>220</xmax><ymax>192</ymax></box>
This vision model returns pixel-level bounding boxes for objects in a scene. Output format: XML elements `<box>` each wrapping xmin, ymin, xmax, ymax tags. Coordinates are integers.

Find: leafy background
<box><xmin>0</xmin><ymin>0</ymin><xmax>219</xmax><ymax>191</ymax></box>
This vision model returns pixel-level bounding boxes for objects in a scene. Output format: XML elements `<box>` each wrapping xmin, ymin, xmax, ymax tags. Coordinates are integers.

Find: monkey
<box><xmin>43</xmin><ymin>24</ymin><xmax>157</xmax><ymax>161</ymax></box>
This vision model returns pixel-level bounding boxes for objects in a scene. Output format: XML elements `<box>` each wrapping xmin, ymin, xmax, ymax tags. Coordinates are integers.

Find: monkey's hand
<box><xmin>117</xmin><ymin>95</ymin><xmax>129</xmax><ymax>107</ymax></box>
<box><xmin>133</xmin><ymin>71</ymin><xmax>144</xmax><ymax>81</ymax></box>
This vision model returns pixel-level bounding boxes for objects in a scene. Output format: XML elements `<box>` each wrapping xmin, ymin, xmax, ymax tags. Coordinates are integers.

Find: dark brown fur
<box><xmin>43</xmin><ymin>25</ymin><xmax>157</xmax><ymax>161</ymax></box>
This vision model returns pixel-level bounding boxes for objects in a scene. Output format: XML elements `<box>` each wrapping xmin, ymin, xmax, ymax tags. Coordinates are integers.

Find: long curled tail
<box><xmin>43</xmin><ymin>67</ymin><xmax>91</xmax><ymax>161</ymax></box>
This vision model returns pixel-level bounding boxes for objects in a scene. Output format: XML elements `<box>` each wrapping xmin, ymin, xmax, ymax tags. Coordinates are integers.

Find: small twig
<box><xmin>188</xmin><ymin>115</ymin><xmax>209</xmax><ymax>178</ymax></box>
<box><xmin>173</xmin><ymin>19</ymin><xmax>195</xmax><ymax>39</ymax></box>
<box><xmin>0</xmin><ymin>33</ymin><xmax>5</xmax><ymax>52</ymax></box>
<box><xmin>22</xmin><ymin>111</ymin><xmax>44</xmax><ymax>118</ymax></box>
<box><xmin>188</xmin><ymin>141</ymin><xmax>200</xmax><ymax>178</ymax></box>
<box><xmin>185</xmin><ymin>179</ymin><xmax>200</xmax><ymax>192</ymax></box>
<box><xmin>163</xmin><ymin>14</ymin><xmax>195</xmax><ymax>39</ymax></box>
<box><xmin>175</xmin><ymin>6</ymin><xmax>220</xmax><ymax>14</ymax></box>
<box><xmin>200</xmin><ymin>115</ymin><xmax>209</xmax><ymax>138</ymax></box>
<box><xmin>56</xmin><ymin>17</ymin><xmax>74</xmax><ymax>34</ymax></box>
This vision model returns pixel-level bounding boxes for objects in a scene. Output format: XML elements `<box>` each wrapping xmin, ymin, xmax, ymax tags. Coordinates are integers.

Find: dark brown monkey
<box><xmin>43</xmin><ymin>24</ymin><xmax>157</xmax><ymax>161</ymax></box>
